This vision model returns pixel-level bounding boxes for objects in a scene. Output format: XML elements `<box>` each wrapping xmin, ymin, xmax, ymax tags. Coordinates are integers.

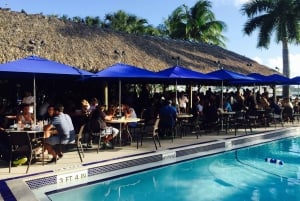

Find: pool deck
<box><xmin>1</xmin><ymin>122</ymin><xmax>300</xmax><ymax>200</ymax></box>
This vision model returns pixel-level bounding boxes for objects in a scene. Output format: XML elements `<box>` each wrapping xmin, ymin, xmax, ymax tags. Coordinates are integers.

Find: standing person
<box><xmin>44</xmin><ymin>104</ymin><xmax>75</xmax><ymax>162</ymax></box>
<box><xmin>178</xmin><ymin>93</ymin><xmax>189</xmax><ymax>113</ymax></box>
<box><xmin>22</xmin><ymin>91</ymin><xmax>34</xmax><ymax>114</ymax></box>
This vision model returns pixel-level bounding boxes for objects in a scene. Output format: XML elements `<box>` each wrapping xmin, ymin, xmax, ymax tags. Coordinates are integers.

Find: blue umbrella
<box><xmin>290</xmin><ymin>76</ymin><xmax>300</xmax><ymax>96</ymax></box>
<box><xmin>94</xmin><ymin>63</ymin><xmax>163</xmax><ymax>146</ymax></box>
<box><xmin>266</xmin><ymin>74</ymin><xmax>291</xmax><ymax>85</ymax></box>
<box><xmin>94</xmin><ymin>63</ymin><xmax>162</xmax><ymax>79</ymax></box>
<box><xmin>157</xmin><ymin>66</ymin><xmax>220</xmax><ymax>109</ymax></box>
<box><xmin>94</xmin><ymin>62</ymin><xmax>164</xmax><ymax>109</ymax></box>
<box><xmin>290</xmin><ymin>76</ymin><xmax>300</xmax><ymax>84</ymax></box>
<box><xmin>207</xmin><ymin>69</ymin><xmax>256</xmax><ymax>130</ymax></box>
<box><xmin>157</xmin><ymin>65</ymin><xmax>220</xmax><ymax>82</ymax></box>
<box><xmin>207</xmin><ymin>69</ymin><xmax>256</xmax><ymax>83</ymax></box>
<box><xmin>0</xmin><ymin>55</ymin><xmax>94</xmax><ymax>76</ymax></box>
<box><xmin>0</xmin><ymin>55</ymin><xmax>94</xmax><ymax>124</ymax></box>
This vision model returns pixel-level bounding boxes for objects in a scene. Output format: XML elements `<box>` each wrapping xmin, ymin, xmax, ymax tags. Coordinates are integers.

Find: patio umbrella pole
<box><xmin>221</xmin><ymin>80</ymin><xmax>224</xmax><ymax>131</ymax></box>
<box><xmin>33</xmin><ymin>74</ymin><xmax>37</xmax><ymax>126</ymax></box>
<box><xmin>118</xmin><ymin>79</ymin><xmax>122</xmax><ymax>146</ymax></box>
<box><xmin>175</xmin><ymin>80</ymin><xmax>178</xmax><ymax>111</ymax></box>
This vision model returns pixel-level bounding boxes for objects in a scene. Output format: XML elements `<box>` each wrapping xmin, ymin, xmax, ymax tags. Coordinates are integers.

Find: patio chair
<box><xmin>87</xmin><ymin>119</ymin><xmax>113</xmax><ymax>153</ymax></box>
<box><xmin>75</xmin><ymin>124</ymin><xmax>85</xmax><ymax>162</ymax></box>
<box><xmin>9</xmin><ymin>131</ymin><xmax>34</xmax><ymax>174</ymax></box>
<box><xmin>130</xmin><ymin>108</ymin><xmax>147</xmax><ymax>148</ymax></box>
<box><xmin>202</xmin><ymin>109</ymin><xmax>220</xmax><ymax>134</ymax></box>
<box><xmin>232</xmin><ymin>110</ymin><xmax>252</xmax><ymax>136</ymax></box>
<box><xmin>283</xmin><ymin>107</ymin><xmax>294</xmax><ymax>123</ymax></box>
<box><xmin>293</xmin><ymin>106</ymin><xmax>300</xmax><ymax>122</ymax></box>
<box><xmin>138</xmin><ymin>117</ymin><xmax>161</xmax><ymax>150</ymax></box>
<box><xmin>270</xmin><ymin>108</ymin><xmax>284</xmax><ymax>128</ymax></box>
<box><xmin>247</xmin><ymin>109</ymin><xmax>259</xmax><ymax>128</ymax></box>
<box><xmin>180</xmin><ymin>115</ymin><xmax>202</xmax><ymax>138</ymax></box>
<box><xmin>56</xmin><ymin>124</ymin><xmax>85</xmax><ymax>163</ymax></box>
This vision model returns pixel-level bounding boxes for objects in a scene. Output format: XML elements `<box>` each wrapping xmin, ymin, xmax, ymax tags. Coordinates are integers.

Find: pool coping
<box><xmin>3</xmin><ymin>127</ymin><xmax>300</xmax><ymax>201</ymax></box>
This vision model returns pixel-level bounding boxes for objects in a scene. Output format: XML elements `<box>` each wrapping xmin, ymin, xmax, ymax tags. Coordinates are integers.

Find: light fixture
<box><xmin>171</xmin><ymin>56</ymin><xmax>180</xmax><ymax>65</ymax></box>
<box><xmin>214</xmin><ymin>60</ymin><xmax>222</xmax><ymax>69</ymax></box>
<box><xmin>114</xmin><ymin>50</ymin><xmax>126</xmax><ymax>63</ymax></box>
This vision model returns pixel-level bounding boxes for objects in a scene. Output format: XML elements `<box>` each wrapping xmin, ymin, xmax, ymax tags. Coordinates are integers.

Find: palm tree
<box><xmin>165</xmin><ymin>0</ymin><xmax>227</xmax><ymax>47</ymax></box>
<box><xmin>241</xmin><ymin>0</ymin><xmax>300</xmax><ymax>98</ymax></box>
<box><xmin>104</xmin><ymin>10</ymin><xmax>157</xmax><ymax>35</ymax></box>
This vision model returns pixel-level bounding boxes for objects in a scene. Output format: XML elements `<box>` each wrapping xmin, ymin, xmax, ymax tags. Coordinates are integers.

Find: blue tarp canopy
<box><xmin>156</xmin><ymin>66</ymin><xmax>220</xmax><ymax>84</ymax></box>
<box><xmin>247</xmin><ymin>73</ymin><xmax>276</xmax><ymax>85</ymax></box>
<box><xmin>0</xmin><ymin>55</ymin><xmax>94</xmax><ymax>124</ymax></box>
<box><xmin>207</xmin><ymin>69</ymin><xmax>256</xmax><ymax>85</ymax></box>
<box><xmin>265</xmin><ymin>74</ymin><xmax>291</xmax><ymax>85</ymax></box>
<box><xmin>0</xmin><ymin>55</ymin><xmax>94</xmax><ymax>77</ymax></box>
<box><xmin>290</xmin><ymin>76</ymin><xmax>300</xmax><ymax>85</ymax></box>
<box><xmin>94</xmin><ymin>63</ymin><xmax>163</xmax><ymax>80</ymax></box>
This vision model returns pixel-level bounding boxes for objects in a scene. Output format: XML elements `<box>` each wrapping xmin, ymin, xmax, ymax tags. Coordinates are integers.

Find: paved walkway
<box><xmin>0</xmin><ymin>121</ymin><xmax>299</xmax><ymax>181</ymax></box>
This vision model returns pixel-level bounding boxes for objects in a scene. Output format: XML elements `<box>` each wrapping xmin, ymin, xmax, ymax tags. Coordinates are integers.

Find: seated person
<box><xmin>223</xmin><ymin>97</ymin><xmax>233</xmax><ymax>112</ymax></box>
<box><xmin>122</xmin><ymin>104</ymin><xmax>137</xmax><ymax>128</ymax></box>
<box><xmin>89</xmin><ymin>97</ymin><xmax>99</xmax><ymax>112</ymax></box>
<box><xmin>158</xmin><ymin>100</ymin><xmax>177</xmax><ymax>137</ymax></box>
<box><xmin>89</xmin><ymin>105</ymin><xmax>119</xmax><ymax>148</ymax></box>
<box><xmin>259</xmin><ymin>95</ymin><xmax>270</xmax><ymax>110</ymax></box>
<box><xmin>43</xmin><ymin>105</ymin><xmax>55</xmax><ymax>123</ymax></box>
<box><xmin>81</xmin><ymin>99</ymin><xmax>91</xmax><ymax>116</ymax></box>
<box><xmin>44</xmin><ymin>104</ymin><xmax>75</xmax><ymax>162</ymax></box>
<box><xmin>202</xmin><ymin>100</ymin><xmax>219</xmax><ymax>129</ymax></box>
<box><xmin>17</xmin><ymin>104</ymin><xmax>34</xmax><ymax>126</ymax></box>
<box><xmin>269</xmin><ymin>98</ymin><xmax>281</xmax><ymax>115</ymax></box>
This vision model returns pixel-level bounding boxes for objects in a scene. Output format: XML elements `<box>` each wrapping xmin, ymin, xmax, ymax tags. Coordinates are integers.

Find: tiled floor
<box><xmin>0</xmin><ymin>122</ymin><xmax>299</xmax><ymax>181</ymax></box>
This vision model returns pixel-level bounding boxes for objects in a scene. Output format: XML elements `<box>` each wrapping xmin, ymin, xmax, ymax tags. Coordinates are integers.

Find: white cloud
<box><xmin>266</xmin><ymin>56</ymin><xmax>282</xmax><ymax>72</ymax></box>
<box><xmin>233</xmin><ymin>0</ymin><xmax>250</xmax><ymax>7</ymax></box>
<box><xmin>252</xmin><ymin>56</ymin><xmax>263</xmax><ymax>65</ymax></box>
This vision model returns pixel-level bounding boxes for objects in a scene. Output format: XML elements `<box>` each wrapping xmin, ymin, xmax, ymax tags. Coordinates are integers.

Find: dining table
<box><xmin>176</xmin><ymin>113</ymin><xmax>193</xmax><ymax>137</ymax></box>
<box><xmin>106</xmin><ymin>117</ymin><xmax>141</xmax><ymax>146</ymax></box>
<box><xmin>5</xmin><ymin>127</ymin><xmax>46</xmax><ymax>164</ymax></box>
<box><xmin>219</xmin><ymin>111</ymin><xmax>236</xmax><ymax>133</ymax></box>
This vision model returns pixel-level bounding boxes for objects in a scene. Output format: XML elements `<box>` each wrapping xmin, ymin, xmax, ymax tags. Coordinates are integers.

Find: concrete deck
<box><xmin>0</xmin><ymin>121</ymin><xmax>299</xmax><ymax>201</ymax></box>
<box><xmin>1</xmin><ymin>122</ymin><xmax>299</xmax><ymax>181</ymax></box>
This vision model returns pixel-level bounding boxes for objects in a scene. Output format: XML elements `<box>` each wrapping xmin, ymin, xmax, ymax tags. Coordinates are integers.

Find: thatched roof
<box><xmin>0</xmin><ymin>9</ymin><xmax>276</xmax><ymax>75</ymax></box>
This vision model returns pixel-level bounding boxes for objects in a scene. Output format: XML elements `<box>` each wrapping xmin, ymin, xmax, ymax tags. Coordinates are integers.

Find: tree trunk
<box><xmin>282</xmin><ymin>39</ymin><xmax>290</xmax><ymax>98</ymax></box>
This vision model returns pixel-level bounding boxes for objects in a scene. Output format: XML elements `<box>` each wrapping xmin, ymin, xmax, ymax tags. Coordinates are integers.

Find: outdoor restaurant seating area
<box><xmin>0</xmin><ymin>55</ymin><xmax>300</xmax><ymax>178</ymax></box>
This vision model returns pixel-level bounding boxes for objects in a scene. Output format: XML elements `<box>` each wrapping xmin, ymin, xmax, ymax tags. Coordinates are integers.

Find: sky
<box><xmin>2</xmin><ymin>0</ymin><xmax>300</xmax><ymax>77</ymax></box>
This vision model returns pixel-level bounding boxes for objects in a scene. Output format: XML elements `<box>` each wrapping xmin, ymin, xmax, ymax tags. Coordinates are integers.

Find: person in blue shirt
<box><xmin>44</xmin><ymin>104</ymin><xmax>75</xmax><ymax>162</ymax></box>
<box><xmin>158</xmin><ymin>100</ymin><xmax>177</xmax><ymax>137</ymax></box>
<box><xmin>223</xmin><ymin>97</ymin><xmax>233</xmax><ymax>112</ymax></box>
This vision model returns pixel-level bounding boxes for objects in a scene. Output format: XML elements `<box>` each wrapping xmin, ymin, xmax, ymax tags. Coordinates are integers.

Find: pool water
<box><xmin>48</xmin><ymin>137</ymin><xmax>300</xmax><ymax>201</ymax></box>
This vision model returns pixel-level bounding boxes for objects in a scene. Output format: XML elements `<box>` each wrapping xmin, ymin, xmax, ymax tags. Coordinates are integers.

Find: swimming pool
<box><xmin>47</xmin><ymin>136</ymin><xmax>300</xmax><ymax>201</ymax></box>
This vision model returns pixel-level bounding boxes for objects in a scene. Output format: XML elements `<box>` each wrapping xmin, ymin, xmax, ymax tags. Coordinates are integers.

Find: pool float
<box><xmin>265</xmin><ymin>158</ymin><xmax>284</xmax><ymax>165</ymax></box>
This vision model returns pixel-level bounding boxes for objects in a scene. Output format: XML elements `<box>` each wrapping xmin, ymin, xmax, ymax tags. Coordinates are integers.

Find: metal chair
<box><xmin>271</xmin><ymin>108</ymin><xmax>284</xmax><ymax>128</ymax></box>
<box><xmin>232</xmin><ymin>110</ymin><xmax>252</xmax><ymax>136</ymax></box>
<box><xmin>57</xmin><ymin>124</ymin><xmax>85</xmax><ymax>163</ymax></box>
<box><xmin>75</xmin><ymin>124</ymin><xmax>85</xmax><ymax>162</ymax></box>
<box><xmin>8</xmin><ymin>131</ymin><xmax>33</xmax><ymax>174</ymax></box>
<box><xmin>137</xmin><ymin>117</ymin><xmax>161</xmax><ymax>150</ymax></box>
<box><xmin>87</xmin><ymin>119</ymin><xmax>114</xmax><ymax>153</ymax></box>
